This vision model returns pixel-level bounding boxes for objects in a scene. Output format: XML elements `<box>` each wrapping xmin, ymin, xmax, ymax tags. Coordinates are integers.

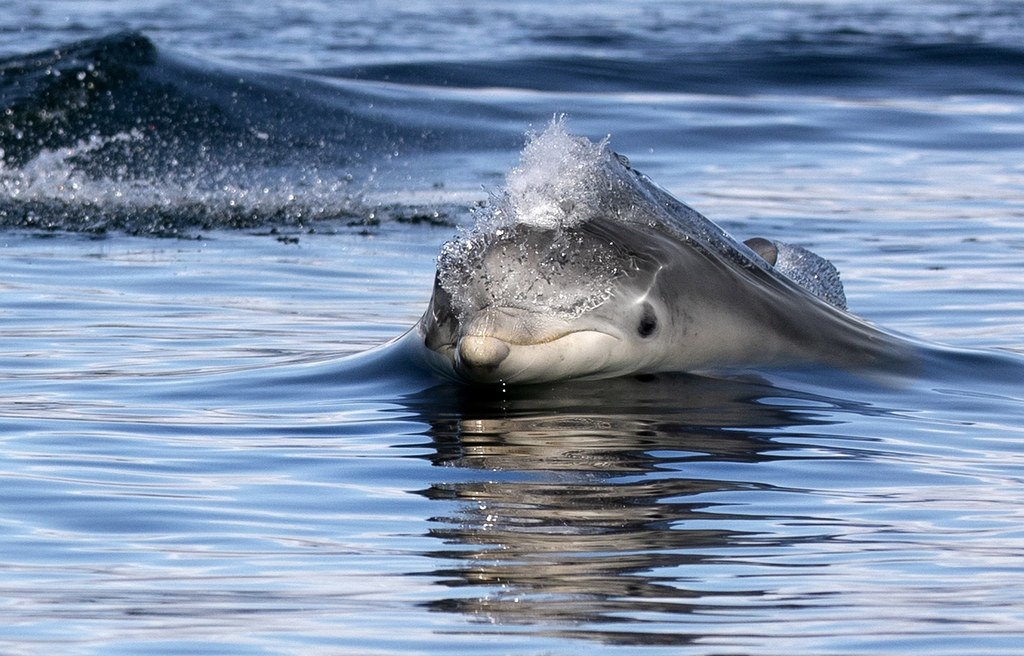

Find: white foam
<box><xmin>0</xmin><ymin>131</ymin><xmax>145</xmax><ymax>203</ymax></box>
<box><xmin>0</xmin><ymin>131</ymin><xmax>360</xmax><ymax>231</ymax></box>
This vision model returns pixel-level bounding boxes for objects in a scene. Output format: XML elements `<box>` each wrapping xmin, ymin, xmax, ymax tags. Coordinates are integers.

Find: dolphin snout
<box><xmin>456</xmin><ymin>335</ymin><xmax>511</xmax><ymax>378</ymax></box>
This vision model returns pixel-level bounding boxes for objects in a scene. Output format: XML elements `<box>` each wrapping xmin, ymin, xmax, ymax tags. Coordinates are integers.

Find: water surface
<box><xmin>1</xmin><ymin>2</ymin><xmax>1023</xmax><ymax>654</ymax></box>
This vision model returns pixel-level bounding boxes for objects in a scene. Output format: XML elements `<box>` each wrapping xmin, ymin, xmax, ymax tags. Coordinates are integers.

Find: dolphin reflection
<box><xmin>402</xmin><ymin>374</ymin><xmax>869</xmax><ymax>644</ymax></box>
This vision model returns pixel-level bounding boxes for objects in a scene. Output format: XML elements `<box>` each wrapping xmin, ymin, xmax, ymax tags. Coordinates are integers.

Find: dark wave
<box><xmin>0</xmin><ymin>31</ymin><xmax>461</xmax><ymax>175</ymax></box>
<box><xmin>325</xmin><ymin>41</ymin><xmax>1024</xmax><ymax>96</ymax></box>
<box><xmin>0</xmin><ymin>32</ymin><xmax>513</xmax><ymax>235</ymax></box>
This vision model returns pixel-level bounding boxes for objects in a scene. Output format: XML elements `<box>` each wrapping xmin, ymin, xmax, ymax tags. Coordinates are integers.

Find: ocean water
<box><xmin>1</xmin><ymin>1</ymin><xmax>1024</xmax><ymax>654</ymax></box>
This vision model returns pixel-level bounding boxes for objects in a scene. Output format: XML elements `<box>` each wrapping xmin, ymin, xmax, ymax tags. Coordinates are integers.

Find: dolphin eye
<box><xmin>637</xmin><ymin>302</ymin><xmax>658</xmax><ymax>338</ymax></box>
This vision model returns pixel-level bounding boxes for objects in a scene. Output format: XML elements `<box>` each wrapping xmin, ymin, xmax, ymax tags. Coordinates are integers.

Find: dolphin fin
<box><xmin>743</xmin><ymin>237</ymin><xmax>778</xmax><ymax>266</ymax></box>
<box><xmin>744</xmin><ymin>237</ymin><xmax>847</xmax><ymax>310</ymax></box>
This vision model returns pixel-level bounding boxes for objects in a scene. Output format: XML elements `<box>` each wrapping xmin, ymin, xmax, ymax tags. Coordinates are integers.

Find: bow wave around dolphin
<box><xmin>397</xmin><ymin>120</ymin><xmax>919</xmax><ymax>385</ymax></box>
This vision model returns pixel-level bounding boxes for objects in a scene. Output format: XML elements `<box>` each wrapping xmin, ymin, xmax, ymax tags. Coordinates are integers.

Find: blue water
<box><xmin>2</xmin><ymin>2</ymin><xmax>1024</xmax><ymax>654</ymax></box>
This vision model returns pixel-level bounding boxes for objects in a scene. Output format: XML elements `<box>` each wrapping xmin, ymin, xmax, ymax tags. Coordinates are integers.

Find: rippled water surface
<box><xmin>2</xmin><ymin>2</ymin><xmax>1024</xmax><ymax>654</ymax></box>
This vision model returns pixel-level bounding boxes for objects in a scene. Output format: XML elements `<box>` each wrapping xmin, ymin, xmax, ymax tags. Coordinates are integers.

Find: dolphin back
<box><xmin>595</xmin><ymin>146</ymin><xmax>916</xmax><ymax>373</ymax></box>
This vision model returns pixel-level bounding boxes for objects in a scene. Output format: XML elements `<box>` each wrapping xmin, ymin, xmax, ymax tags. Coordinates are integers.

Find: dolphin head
<box><xmin>415</xmin><ymin>120</ymin><xmax>704</xmax><ymax>384</ymax></box>
<box><xmin>421</xmin><ymin>218</ymin><xmax>686</xmax><ymax>384</ymax></box>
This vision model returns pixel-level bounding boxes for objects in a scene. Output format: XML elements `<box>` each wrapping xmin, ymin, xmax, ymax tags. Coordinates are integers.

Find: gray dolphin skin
<box><xmin>410</xmin><ymin>122</ymin><xmax>914</xmax><ymax>384</ymax></box>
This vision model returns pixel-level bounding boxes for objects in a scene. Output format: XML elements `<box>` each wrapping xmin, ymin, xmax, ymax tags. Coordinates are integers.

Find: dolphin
<box><xmin>409</xmin><ymin>123</ymin><xmax>915</xmax><ymax>385</ymax></box>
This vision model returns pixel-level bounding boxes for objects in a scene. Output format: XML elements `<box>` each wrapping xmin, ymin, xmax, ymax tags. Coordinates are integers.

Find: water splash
<box><xmin>436</xmin><ymin>120</ymin><xmax>629</xmax><ymax>321</ymax></box>
<box><xmin>502</xmin><ymin>118</ymin><xmax>610</xmax><ymax>230</ymax></box>
<box><xmin>0</xmin><ymin>130</ymin><xmax>362</xmax><ymax>236</ymax></box>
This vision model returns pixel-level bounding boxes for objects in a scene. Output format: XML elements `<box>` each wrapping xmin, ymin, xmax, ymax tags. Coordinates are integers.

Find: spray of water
<box><xmin>0</xmin><ymin>130</ymin><xmax>363</xmax><ymax>236</ymax></box>
<box><xmin>437</xmin><ymin>119</ymin><xmax>628</xmax><ymax>320</ymax></box>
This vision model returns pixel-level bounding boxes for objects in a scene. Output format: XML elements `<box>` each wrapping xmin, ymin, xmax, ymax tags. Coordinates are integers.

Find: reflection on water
<box><xmin>405</xmin><ymin>374</ymin><xmax>860</xmax><ymax>645</ymax></box>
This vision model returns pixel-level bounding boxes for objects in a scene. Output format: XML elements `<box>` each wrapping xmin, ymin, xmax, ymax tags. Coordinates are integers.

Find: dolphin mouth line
<box><xmin>450</xmin><ymin>328</ymin><xmax>620</xmax><ymax>350</ymax></box>
<box><xmin>479</xmin><ymin>328</ymin><xmax>620</xmax><ymax>346</ymax></box>
<box><xmin>472</xmin><ymin>329</ymin><xmax>628</xmax><ymax>383</ymax></box>
<box><xmin>456</xmin><ymin>330</ymin><xmax>622</xmax><ymax>380</ymax></box>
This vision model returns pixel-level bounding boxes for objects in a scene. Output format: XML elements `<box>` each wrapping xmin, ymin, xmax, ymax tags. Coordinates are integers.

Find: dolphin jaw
<box><xmin>450</xmin><ymin>329</ymin><xmax>625</xmax><ymax>384</ymax></box>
